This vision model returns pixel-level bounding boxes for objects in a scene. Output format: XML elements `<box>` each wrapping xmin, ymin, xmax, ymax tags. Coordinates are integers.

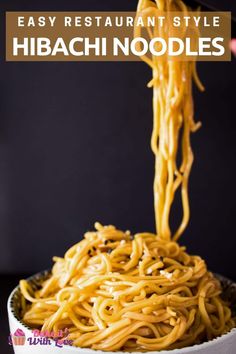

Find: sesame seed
<box><xmin>160</xmin><ymin>270</ymin><xmax>173</xmax><ymax>279</ymax></box>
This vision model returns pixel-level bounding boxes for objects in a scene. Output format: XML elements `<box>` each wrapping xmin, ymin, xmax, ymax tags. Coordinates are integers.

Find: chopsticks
<box><xmin>184</xmin><ymin>0</ymin><xmax>236</xmax><ymax>38</ymax></box>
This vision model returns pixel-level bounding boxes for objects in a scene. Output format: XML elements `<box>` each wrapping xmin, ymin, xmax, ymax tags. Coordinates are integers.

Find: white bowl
<box><xmin>7</xmin><ymin>270</ymin><xmax>236</xmax><ymax>354</ymax></box>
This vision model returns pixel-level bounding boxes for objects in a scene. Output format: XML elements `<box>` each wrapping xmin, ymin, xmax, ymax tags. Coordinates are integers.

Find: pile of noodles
<box><xmin>20</xmin><ymin>223</ymin><xmax>234</xmax><ymax>351</ymax></box>
<box><xmin>20</xmin><ymin>0</ymin><xmax>235</xmax><ymax>351</ymax></box>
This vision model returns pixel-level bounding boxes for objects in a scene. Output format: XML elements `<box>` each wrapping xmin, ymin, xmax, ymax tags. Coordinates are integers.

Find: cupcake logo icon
<box><xmin>10</xmin><ymin>328</ymin><xmax>26</xmax><ymax>346</ymax></box>
<box><xmin>8</xmin><ymin>327</ymin><xmax>73</xmax><ymax>347</ymax></box>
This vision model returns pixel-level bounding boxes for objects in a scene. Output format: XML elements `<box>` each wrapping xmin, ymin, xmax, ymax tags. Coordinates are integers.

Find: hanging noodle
<box><xmin>20</xmin><ymin>0</ymin><xmax>235</xmax><ymax>351</ymax></box>
<box><xmin>135</xmin><ymin>0</ymin><xmax>203</xmax><ymax>241</ymax></box>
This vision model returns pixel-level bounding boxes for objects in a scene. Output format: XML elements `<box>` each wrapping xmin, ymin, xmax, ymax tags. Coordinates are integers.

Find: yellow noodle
<box><xmin>19</xmin><ymin>0</ymin><xmax>234</xmax><ymax>351</ymax></box>
<box><xmin>20</xmin><ymin>224</ymin><xmax>234</xmax><ymax>350</ymax></box>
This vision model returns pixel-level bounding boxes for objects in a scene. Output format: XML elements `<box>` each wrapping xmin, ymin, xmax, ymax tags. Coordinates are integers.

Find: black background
<box><xmin>0</xmin><ymin>0</ymin><xmax>236</xmax><ymax>352</ymax></box>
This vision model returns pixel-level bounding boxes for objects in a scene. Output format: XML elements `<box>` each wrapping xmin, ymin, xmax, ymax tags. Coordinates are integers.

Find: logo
<box><xmin>8</xmin><ymin>329</ymin><xmax>26</xmax><ymax>346</ymax></box>
<box><xmin>8</xmin><ymin>328</ymin><xmax>73</xmax><ymax>348</ymax></box>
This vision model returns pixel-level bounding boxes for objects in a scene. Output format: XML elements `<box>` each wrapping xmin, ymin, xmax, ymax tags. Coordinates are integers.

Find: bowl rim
<box><xmin>7</xmin><ymin>270</ymin><xmax>236</xmax><ymax>354</ymax></box>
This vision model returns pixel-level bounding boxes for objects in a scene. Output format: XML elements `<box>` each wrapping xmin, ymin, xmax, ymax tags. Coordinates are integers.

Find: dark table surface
<box><xmin>1</xmin><ymin>274</ymin><xmax>29</xmax><ymax>353</ymax></box>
